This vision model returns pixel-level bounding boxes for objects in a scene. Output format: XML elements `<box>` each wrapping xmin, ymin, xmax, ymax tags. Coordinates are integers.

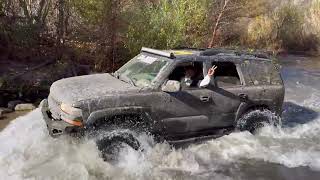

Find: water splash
<box><xmin>236</xmin><ymin>109</ymin><xmax>281</xmax><ymax>133</ymax></box>
<box><xmin>0</xmin><ymin>57</ymin><xmax>320</xmax><ymax>179</ymax></box>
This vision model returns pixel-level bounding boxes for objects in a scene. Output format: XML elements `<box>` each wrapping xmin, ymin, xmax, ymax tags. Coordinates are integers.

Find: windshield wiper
<box><xmin>125</xmin><ymin>76</ymin><xmax>136</xmax><ymax>86</ymax></box>
<box><xmin>119</xmin><ymin>74</ymin><xmax>136</xmax><ymax>87</ymax></box>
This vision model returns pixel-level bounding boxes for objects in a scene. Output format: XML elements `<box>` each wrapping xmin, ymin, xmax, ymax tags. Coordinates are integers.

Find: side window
<box><xmin>168</xmin><ymin>61</ymin><xmax>204</xmax><ymax>89</ymax></box>
<box><xmin>241</xmin><ymin>60</ymin><xmax>282</xmax><ymax>85</ymax></box>
<box><xmin>211</xmin><ymin>62</ymin><xmax>241</xmax><ymax>87</ymax></box>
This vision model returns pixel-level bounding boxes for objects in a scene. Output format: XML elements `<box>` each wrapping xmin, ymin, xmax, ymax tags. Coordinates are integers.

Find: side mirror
<box><xmin>162</xmin><ymin>80</ymin><xmax>181</xmax><ymax>93</ymax></box>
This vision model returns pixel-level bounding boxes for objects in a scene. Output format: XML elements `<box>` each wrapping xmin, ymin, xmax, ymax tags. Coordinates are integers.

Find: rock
<box><xmin>0</xmin><ymin>107</ymin><xmax>12</xmax><ymax>119</ymax></box>
<box><xmin>0</xmin><ymin>94</ymin><xmax>4</xmax><ymax>107</ymax></box>
<box><xmin>0</xmin><ymin>107</ymin><xmax>13</xmax><ymax>114</ymax></box>
<box><xmin>7</xmin><ymin>100</ymin><xmax>24</xmax><ymax>110</ymax></box>
<box><xmin>0</xmin><ymin>77</ymin><xmax>5</xmax><ymax>88</ymax></box>
<box><xmin>14</xmin><ymin>103</ymin><xmax>36</xmax><ymax>111</ymax></box>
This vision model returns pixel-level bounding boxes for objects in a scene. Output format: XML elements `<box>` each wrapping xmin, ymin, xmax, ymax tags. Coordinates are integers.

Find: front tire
<box><xmin>95</xmin><ymin>129</ymin><xmax>141</xmax><ymax>161</ymax></box>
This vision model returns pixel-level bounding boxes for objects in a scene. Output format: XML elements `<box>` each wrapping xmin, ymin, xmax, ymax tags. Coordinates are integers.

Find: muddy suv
<box><xmin>41</xmin><ymin>47</ymin><xmax>284</xmax><ymax>146</ymax></box>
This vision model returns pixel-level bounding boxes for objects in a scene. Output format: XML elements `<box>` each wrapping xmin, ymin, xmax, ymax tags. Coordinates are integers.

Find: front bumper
<box><xmin>41</xmin><ymin>99</ymin><xmax>80</xmax><ymax>137</ymax></box>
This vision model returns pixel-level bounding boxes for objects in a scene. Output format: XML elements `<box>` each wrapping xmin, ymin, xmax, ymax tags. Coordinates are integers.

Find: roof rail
<box><xmin>141</xmin><ymin>47</ymin><xmax>175</xmax><ymax>59</ymax></box>
<box><xmin>200</xmin><ymin>48</ymin><xmax>270</xmax><ymax>59</ymax></box>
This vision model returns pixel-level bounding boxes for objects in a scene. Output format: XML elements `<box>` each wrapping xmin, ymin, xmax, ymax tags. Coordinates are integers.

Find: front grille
<box><xmin>48</xmin><ymin>96</ymin><xmax>61</xmax><ymax>120</ymax></box>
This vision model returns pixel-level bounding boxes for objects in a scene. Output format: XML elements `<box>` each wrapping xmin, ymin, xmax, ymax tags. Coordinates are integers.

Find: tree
<box><xmin>15</xmin><ymin>0</ymin><xmax>52</xmax><ymax>28</ymax></box>
<box><xmin>57</xmin><ymin>0</ymin><xmax>65</xmax><ymax>60</ymax></box>
<box><xmin>208</xmin><ymin>0</ymin><xmax>230</xmax><ymax>48</ymax></box>
<box><xmin>104</xmin><ymin>0</ymin><xmax>120</xmax><ymax>71</ymax></box>
<box><xmin>207</xmin><ymin>0</ymin><xmax>252</xmax><ymax>48</ymax></box>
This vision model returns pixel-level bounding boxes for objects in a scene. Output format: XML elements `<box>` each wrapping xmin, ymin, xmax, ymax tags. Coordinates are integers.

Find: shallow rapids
<box><xmin>1</xmin><ymin>55</ymin><xmax>320</xmax><ymax>180</ymax></box>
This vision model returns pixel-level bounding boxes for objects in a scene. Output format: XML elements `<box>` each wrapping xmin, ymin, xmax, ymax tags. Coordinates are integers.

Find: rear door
<box><xmin>204</xmin><ymin>60</ymin><xmax>244</xmax><ymax>127</ymax></box>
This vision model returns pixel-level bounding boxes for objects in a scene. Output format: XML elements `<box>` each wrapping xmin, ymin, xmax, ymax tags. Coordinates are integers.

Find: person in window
<box><xmin>183</xmin><ymin>65</ymin><xmax>217</xmax><ymax>88</ymax></box>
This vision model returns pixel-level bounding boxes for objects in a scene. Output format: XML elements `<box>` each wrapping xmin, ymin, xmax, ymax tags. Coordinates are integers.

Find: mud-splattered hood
<box><xmin>49</xmin><ymin>73</ymin><xmax>140</xmax><ymax>104</ymax></box>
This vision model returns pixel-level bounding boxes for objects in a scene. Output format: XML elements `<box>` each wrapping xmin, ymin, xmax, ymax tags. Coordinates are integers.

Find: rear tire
<box><xmin>236</xmin><ymin>109</ymin><xmax>279</xmax><ymax>134</ymax></box>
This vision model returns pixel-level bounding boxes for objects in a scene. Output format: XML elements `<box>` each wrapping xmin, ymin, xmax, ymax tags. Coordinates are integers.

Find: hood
<box><xmin>49</xmin><ymin>73</ymin><xmax>140</xmax><ymax>104</ymax></box>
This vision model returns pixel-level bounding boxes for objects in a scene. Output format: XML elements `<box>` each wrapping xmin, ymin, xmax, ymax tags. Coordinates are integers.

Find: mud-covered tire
<box><xmin>236</xmin><ymin>109</ymin><xmax>279</xmax><ymax>134</ymax></box>
<box><xmin>95</xmin><ymin>129</ymin><xmax>141</xmax><ymax>161</ymax></box>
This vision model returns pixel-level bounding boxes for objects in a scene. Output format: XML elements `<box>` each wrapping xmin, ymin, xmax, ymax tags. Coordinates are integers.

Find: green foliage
<box><xmin>71</xmin><ymin>0</ymin><xmax>105</xmax><ymax>25</ymax></box>
<box><xmin>0</xmin><ymin>0</ymin><xmax>4</xmax><ymax>15</ymax></box>
<box><xmin>125</xmin><ymin>0</ymin><xmax>211</xmax><ymax>55</ymax></box>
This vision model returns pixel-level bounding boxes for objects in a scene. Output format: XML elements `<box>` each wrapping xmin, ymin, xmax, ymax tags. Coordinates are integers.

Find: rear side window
<box><xmin>240</xmin><ymin>60</ymin><xmax>282</xmax><ymax>85</ymax></box>
<box><xmin>211</xmin><ymin>62</ymin><xmax>241</xmax><ymax>87</ymax></box>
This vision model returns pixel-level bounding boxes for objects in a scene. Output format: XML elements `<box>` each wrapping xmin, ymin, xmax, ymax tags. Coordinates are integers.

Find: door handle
<box><xmin>239</xmin><ymin>93</ymin><xmax>248</xmax><ymax>102</ymax></box>
<box><xmin>200</xmin><ymin>96</ymin><xmax>210</xmax><ymax>102</ymax></box>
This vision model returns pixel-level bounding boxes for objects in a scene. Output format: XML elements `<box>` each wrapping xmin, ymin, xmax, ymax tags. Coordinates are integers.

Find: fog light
<box><xmin>52</xmin><ymin>129</ymin><xmax>63</xmax><ymax>135</ymax></box>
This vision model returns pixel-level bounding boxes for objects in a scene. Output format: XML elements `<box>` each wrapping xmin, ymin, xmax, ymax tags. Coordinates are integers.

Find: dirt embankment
<box><xmin>0</xmin><ymin>110</ymin><xmax>30</xmax><ymax>131</ymax></box>
<box><xmin>0</xmin><ymin>58</ymin><xmax>91</xmax><ymax>107</ymax></box>
<box><xmin>0</xmin><ymin>57</ymin><xmax>92</xmax><ymax>130</ymax></box>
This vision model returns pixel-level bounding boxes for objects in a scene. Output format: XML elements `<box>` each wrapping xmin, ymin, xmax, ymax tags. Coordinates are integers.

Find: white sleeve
<box><xmin>199</xmin><ymin>75</ymin><xmax>212</xmax><ymax>88</ymax></box>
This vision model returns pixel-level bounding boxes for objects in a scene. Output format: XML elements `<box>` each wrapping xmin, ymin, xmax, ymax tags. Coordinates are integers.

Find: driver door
<box><xmin>160</xmin><ymin>61</ymin><xmax>215</xmax><ymax>139</ymax></box>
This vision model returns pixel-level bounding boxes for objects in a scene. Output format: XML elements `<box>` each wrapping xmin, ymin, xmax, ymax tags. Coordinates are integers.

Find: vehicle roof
<box><xmin>171</xmin><ymin>49</ymin><xmax>272</xmax><ymax>62</ymax></box>
<box><xmin>141</xmin><ymin>47</ymin><xmax>273</xmax><ymax>63</ymax></box>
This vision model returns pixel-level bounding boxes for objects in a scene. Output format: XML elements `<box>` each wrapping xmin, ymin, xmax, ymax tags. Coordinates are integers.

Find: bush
<box><xmin>245</xmin><ymin>3</ymin><xmax>319</xmax><ymax>52</ymax></box>
<box><xmin>246</xmin><ymin>16</ymin><xmax>277</xmax><ymax>49</ymax></box>
<box><xmin>309</xmin><ymin>0</ymin><xmax>320</xmax><ymax>38</ymax></box>
<box><xmin>125</xmin><ymin>0</ymin><xmax>211</xmax><ymax>55</ymax></box>
<box><xmin>274</xmin><ymin>4</ymin><xmax>306</xmax><ymax>51</ymax></box>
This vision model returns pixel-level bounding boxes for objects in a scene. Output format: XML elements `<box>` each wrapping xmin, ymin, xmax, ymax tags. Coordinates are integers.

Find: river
<box><xmin>0</xmin><ymin>55</ymin><xmax>319</xmax><ymax>180</ymax></box>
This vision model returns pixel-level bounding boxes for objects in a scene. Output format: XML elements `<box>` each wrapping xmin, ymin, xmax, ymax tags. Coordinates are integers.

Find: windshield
<box><xmin>116</xmin><ymin>53</ymin><xmax>170</xmax><ymax>88</ymax></box>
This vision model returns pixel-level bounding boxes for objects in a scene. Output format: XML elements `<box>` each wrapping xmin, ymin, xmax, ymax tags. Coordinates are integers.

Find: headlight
<box><xmin>60</xmin><ymin>103</ymin><xmax>82</xmax><ymax>117</ymax></box>
<box><xmin>60</xmin><ymin>103</ymin><xmax>83</xmax><ymax>126</ymax></box>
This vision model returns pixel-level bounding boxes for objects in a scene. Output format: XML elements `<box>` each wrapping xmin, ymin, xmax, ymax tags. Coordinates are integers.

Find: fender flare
<box><xmin>235</xmin><ymin>100</ymin><xmax>273</xmax><ymax>122</ymax></box>
<box><xmin>85</xmin><ymin>106</ymin><xmax>152</xmax><ymax>127</ymax></box>
<box><xmin>235</xmin><ymin>102</ymin><xmax>249</xmax><ymax>122</ymax></box>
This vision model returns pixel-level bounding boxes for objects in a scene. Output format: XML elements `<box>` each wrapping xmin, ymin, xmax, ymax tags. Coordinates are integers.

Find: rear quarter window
<box><xmin>240</xmin><ymin>60</ymin><xmax>282</xmax><ymax>85</ymax></box>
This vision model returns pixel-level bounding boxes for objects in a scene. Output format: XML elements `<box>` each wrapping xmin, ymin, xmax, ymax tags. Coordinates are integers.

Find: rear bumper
<box><xmin>40</xmin><ymin>99</ymin><xmax>80</xmax><ymax>137</ymax></box>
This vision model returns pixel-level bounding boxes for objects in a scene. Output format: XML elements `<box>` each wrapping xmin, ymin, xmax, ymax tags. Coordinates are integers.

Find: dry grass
<box><xmin>244</xmin><ymin>3</ymin><xmax>319</xmax><ymax>53</ymax></box>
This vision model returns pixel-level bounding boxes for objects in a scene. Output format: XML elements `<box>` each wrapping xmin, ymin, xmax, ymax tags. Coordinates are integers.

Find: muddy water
<box><xmin>0</xmin><ymin>55</ymin><xmax>320</xmax><ymax>180</ymax></box>
<box><xmin>0</xmin><ymin>111</ymin><xmax>30</xmax><ymax>130</ymax></box>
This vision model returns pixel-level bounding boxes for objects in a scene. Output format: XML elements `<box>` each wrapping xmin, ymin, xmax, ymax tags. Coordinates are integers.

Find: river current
<box><xmin>0</xmin><ymin>55</ymin><xmax>320</xmax><ymax>180</ymax></box>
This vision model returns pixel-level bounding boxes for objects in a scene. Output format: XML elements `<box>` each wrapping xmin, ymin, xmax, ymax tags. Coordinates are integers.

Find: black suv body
<box><xmin>41</xmin><ymin>47</ymin><xmax>285</xmax><ymax>143</ymax></box>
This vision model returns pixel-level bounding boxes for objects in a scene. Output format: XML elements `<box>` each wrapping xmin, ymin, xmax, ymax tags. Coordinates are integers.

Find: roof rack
<box><xmin>141</xmin><ymin>47</ymin><xmax>175</xmax><ymax>59</ymax></box>
<box><xmin>172</xmin><ymin>46</ymin><xmax>206</xmax><ymax>51</ymax></box>
<box><xmin>200</xmin><ymin>48</ymin><xmax>270</xmax><ymax>59</ymax></box>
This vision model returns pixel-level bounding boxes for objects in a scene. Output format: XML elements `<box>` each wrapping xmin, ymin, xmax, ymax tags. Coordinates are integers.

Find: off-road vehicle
<box><xmin>41</xmin><ymin>47</ymin><xmax>284</xmax><ymax>152</ymax></box>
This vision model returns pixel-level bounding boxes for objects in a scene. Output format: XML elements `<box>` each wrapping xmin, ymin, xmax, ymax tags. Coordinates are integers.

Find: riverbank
<box><xmin>0</xmin><ymin>110</ymin><xmax>30</xmax><ymax>131</ymax></box>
